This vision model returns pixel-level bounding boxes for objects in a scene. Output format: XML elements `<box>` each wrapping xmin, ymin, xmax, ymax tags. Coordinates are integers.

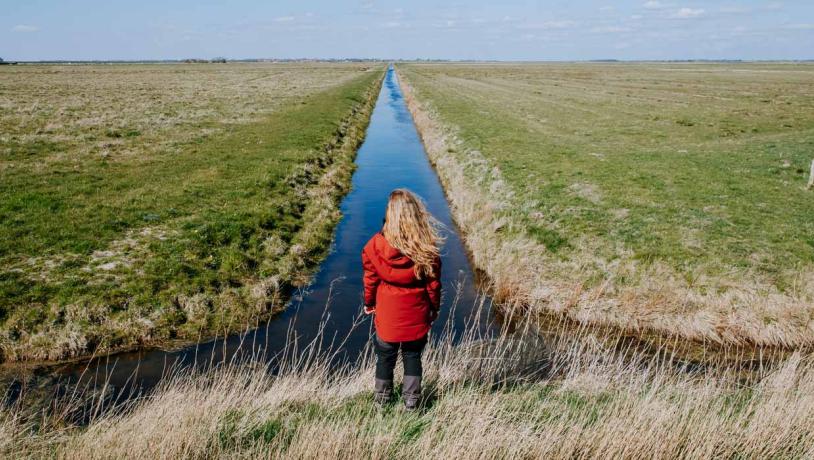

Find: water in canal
<box><xmin>38</xmin><ymin>66</ymin><xmax>496</xmax><ymax>396</ymax></box>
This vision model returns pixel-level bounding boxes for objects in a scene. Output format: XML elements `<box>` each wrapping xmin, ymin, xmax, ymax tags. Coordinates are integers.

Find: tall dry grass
<box><xmin>2</xmin><ymin>299</ymin><xmax>813</xmax><ymax>459</ymax></box>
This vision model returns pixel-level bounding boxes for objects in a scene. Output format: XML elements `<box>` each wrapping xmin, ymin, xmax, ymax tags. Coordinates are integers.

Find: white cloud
<box><xmin>273</xmin><ymin>16</ymin><xmax>295</xmax><ymax>22</ymax></box>
<box><xmin>12</xmin><ymin>24</ymin><xmax>39</xmax><ymax>32</ymax></box>
<box><xmin>630</xmin><ymin>14</ymin><xmax>644</xmax><ymax>20</ymax></box>
<box><xmin>672</xmin><ymin>8</ymin><xmax>705</xmax><ymax>18</ymax></box>
<box><xmin>383</xmin><ymin>21</ymin><xmax>401</xmax><ymax>28</ymax></box>
<box><xmin>643</xmin><ymin>1</ymin><xmax>666</xmax><ymax>10</ymax></box>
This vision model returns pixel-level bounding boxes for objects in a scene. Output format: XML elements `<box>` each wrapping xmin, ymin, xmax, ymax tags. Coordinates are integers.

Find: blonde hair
<box><xmin>382</xmin><ymin>189</ymin><xmax>444</xmax><ymax>279</ymax></box>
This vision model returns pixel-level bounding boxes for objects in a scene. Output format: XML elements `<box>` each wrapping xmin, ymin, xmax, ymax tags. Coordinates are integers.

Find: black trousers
<box><xmin>373</xmin><ymin>333</ymin><xmax>428</xmax><ymax>380</ymax></box>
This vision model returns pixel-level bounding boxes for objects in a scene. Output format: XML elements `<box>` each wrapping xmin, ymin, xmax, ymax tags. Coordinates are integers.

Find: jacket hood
<box><xmin>364</xmin><ymin>233</ymin><xmax>419</xmax><ymax>285</ymax></box>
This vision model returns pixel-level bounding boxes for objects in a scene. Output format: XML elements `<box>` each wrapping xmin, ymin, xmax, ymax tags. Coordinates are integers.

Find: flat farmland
<box><xmin>399</xmin><ymin>62</ymin><xmax>814</xmax><ymax>347</ymax></box>
<box><xmin>0</xmin><ymin>62</ymin><xmax>383</xmax><ymax>361</ymax></box>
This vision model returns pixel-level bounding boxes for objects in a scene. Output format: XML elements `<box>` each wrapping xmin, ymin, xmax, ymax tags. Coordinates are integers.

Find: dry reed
<box><xmin>1</xmin><ymin>298</ymin><xmax>812</xmax><ymax>459</ymax></box>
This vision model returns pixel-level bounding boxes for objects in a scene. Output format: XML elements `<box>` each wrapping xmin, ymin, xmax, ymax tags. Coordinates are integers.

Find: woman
<box><xmin>362</xmin><ymin>189</ymin><xmax>443</xmax><ymax>409</ymax></box>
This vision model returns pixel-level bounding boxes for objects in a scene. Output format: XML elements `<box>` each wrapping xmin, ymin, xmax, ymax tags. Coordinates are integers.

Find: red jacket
<box><xmin>362</xmin><ymin>232</ymin><xmax>441</xmax><ymax>342</ymax></box>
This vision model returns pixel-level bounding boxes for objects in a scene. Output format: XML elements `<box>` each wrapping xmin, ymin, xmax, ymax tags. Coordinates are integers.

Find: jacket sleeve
<box><xmin>426</xmin><ymin>257</ymin><xmax>442</xmax><ymax>311</ymax></box>
<box><xmin>362</xmin><ymin>247</ymin><xmax>381</xmax><ymax>307</ymax></box>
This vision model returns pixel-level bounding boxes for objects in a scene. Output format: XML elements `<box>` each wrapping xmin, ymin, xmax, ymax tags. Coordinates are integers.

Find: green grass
<box><xmin>400</xmin><ymin>63</ymin><xmax>814</xmax><ymax>283</ymax></box>
<box><xmin>398</xmin><ymin>62</ymin><xmax>814</xmax><ymax>346</ymax></box>
<box><xmin>0</xmin><ymin>64</ymin><xmax>384</xmax><ymax>361</ymax></box>
<box><xmin>201</xmin><ymin>384</ymin><xmax>619</xmax><ymax>455</ymax></box>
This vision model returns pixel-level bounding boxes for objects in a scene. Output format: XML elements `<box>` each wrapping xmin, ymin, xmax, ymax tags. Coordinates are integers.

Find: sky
<box><xmin>2</xmin><ymin>0</ymin><xmax>813</xmax><ymax>61</ymax></box>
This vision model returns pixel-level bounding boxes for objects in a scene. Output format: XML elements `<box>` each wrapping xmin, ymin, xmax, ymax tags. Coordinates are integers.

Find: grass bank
<box><xmin>0</xmin><ymin>64</ymin><xmax>384</xmax><ymax>362</ymax></box>
<box><xmin>2</xmin><ymin>310</ymin><xmax>813</xmax><ymax>459</ymax></box>
<box><xmin>396</xmin><ymin>63</ymin><xmax>814</xmax><ymax>348</ymax></box>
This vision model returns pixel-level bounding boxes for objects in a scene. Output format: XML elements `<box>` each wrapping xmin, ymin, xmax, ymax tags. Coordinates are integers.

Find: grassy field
<box><xmin>398</xmin><ymin>62</ymin><xmax>814</xmax><ymax>347</ymax></box>
<box><xmin>2</xmin><ymin>312</ymin><xmax>812</xmax><ymax>459</ymax></box>
<box><xmin>0</xmin><ymin>63</ymin><xmax>384</xmax><ymax>362</ymax></box>
<box><xmin>2</xmin><ymin>62</ymin><xmax>813</xmax><ymax>460</ymax></box>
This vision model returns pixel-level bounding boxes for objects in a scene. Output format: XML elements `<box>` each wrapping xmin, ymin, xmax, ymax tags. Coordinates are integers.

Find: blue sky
<box><xmin>2</xmin><ymin>0</ymin><xmax>813</xmax><ymax>61</ymax></box>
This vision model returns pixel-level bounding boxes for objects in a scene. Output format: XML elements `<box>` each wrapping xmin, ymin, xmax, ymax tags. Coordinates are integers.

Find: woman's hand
<box><xmin>364</xmin><ymin>305</ymin><xmax>376</xmax><ymax>315</ymax></box>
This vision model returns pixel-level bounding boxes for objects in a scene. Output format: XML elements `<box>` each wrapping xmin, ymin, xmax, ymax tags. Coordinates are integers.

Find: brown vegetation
<box><xmin>2</xmin><ymin>308</ymin><xmax>813</xmax><ymax>459</ymax></box>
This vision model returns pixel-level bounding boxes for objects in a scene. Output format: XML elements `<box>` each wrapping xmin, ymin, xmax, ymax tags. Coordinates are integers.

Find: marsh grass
<box><xmin>397</xmin><ymin>63</ymin><xmax>814</xmax><ymax>347</ymax></box>
<box><xmin>0</xmin><ymin>63</ymin><xmax>384</xmax><ymax>362</ymax></box>
<box><xmin>1</xmin><ymin>294</ymin><xmax>812</xmax><ymax>459</ymax></box>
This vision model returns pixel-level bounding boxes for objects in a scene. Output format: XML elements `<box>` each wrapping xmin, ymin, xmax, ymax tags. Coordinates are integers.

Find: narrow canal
<box><xmin>39</xmin><ymin>65</ymin><xmax>496</xmax><ymax>397</ymax></box>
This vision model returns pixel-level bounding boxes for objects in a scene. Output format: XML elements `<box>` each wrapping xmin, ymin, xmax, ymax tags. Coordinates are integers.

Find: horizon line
<box><xmin>4</xmin><ymin>58</ymin><xmax>814</xmax><ymax>65</ymax></box>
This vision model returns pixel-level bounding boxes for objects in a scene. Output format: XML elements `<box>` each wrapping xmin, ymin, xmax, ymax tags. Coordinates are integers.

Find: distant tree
<box><xmin>0</xmin><ymin>58</ymin><xmax>4</xmax><ymax>63</ymax></box>
<box><xmin>211</xmin><ymin>57</ymin><xmax>227</xmax><ymax>63</ymax></box>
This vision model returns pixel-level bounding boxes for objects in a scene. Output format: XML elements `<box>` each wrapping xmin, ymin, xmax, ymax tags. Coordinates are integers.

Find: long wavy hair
<box><xmin>382</xmin><ymin>189</ymin><xmax>444</xmax><ymax>279</ymax></box>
